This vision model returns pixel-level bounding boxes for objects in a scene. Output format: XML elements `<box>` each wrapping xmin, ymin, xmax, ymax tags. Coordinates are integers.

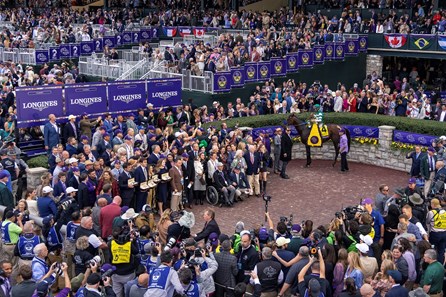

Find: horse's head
<box><xmin>286</xmin><ymin>113</ymin><xmax>302</xmax><ymax>126</ymax></box>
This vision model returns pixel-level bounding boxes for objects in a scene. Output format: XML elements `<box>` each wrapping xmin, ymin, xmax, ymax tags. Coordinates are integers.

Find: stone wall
<box><xmin>287</xmin><ymin>125</ymin><xmax>412</xmax><ymax>173</ymax></box>
<box><xmin>27</xmin><ymin>167</ymin><xmax>48</xmax><ymax>189</ymax></box>
<box><xmin>366</xmin><ymin>55</ymin><xmax>383</xmax><ymax>78</ymax></box>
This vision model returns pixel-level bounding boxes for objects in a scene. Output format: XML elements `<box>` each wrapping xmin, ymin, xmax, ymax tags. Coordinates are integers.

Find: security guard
<box><xmin>145</xmin><ymin>251</ymin><xmax>184</xmax><ymax>297</ymax></box>
<box><xmin>14</xmin><ymin>221</ymin><xmax>41</xmax><ymax>267</ymax></box>
<box><xmin>43</xmin><ymin>215</ymin><xmax>63</xmax><ymax>253</ymax></box>
<box><xmin>426</xmin><ymin>198</ymin><xmax>446</xmax><ymax>264</ymax></box>
<box><xmin>1</xmin><ymin>210</ymin><xmax>23</xmax><ymax>267</ymax></box>
<box><xmin>1</xmin><ymin>150</ymin><xmax>18</xmax><ymax>198</ymax></box>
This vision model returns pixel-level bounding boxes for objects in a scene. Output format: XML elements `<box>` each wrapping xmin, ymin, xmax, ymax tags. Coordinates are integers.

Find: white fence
<box><xmin>78</xmin><ymin>56</ymin><xmax>140</xmax><ymax>79</ymax></box>
<box><xmin>0</xmin><ymin>48</ymin><xmax>36</xmax><ymax>65</ymax></box>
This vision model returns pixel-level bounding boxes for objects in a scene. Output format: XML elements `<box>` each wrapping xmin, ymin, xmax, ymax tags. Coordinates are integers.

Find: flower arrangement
<box><xmin>352</xmin><ymin>137</ymin><xmax>378</xmax><ymax>145</ymax></box>
<box><xmin>292</xmin><ymin>136</ymin><xmax>302</xmax><ymax>143</ymax></box>
<box><xmin>391</xmin><ymin>141</ymin><xmax>428</xmax><ymax>153</ymax></box>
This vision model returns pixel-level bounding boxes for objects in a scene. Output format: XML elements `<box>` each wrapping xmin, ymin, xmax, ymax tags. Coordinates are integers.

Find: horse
<box><xmin>286</xmin><ymin>113</ymin><xmax>351</xmax><ymax>167</ymax></box>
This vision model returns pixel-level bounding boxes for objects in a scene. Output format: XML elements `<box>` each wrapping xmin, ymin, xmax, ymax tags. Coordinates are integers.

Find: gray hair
<box><xmin>262</xmin><ymin>247</ymin><xmax>272</xmax><ymax>259</ymax></box>
<box><xmin>299</xmin><ymin>246</ymin><xmax>310</xmax><ymax>257</ymax></box>
<box><xmin>424</xmin><ymin>249</ymin><xmax>437</xmax><ymax>261</ymax></box>
<box><xmin>33</xmin><ymin>243</ymin><xmax>46</xmax><ymax>256</ymax></box>
<box><xmin>397</xmin><ymin>222</ymin><xmax>407</xmax><ymax>232</ymax></box>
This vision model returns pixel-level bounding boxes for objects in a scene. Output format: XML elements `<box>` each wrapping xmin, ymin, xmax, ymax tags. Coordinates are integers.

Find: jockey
<box><xmin>308</xmin><ymin>105</ymin><xmax>327</xmax><ymax>135</ymax></box>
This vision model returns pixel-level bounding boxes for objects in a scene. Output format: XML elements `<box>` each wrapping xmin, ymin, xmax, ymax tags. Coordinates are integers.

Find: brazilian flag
<box><xmin>307</xmin><ymin>124</ymin><xmax>322</xmax><ymax>147</ymax></box>
<box><xmin>410</xmin><ymin>34</ymin><xmax>435</xmax><ymax>51</ymax></box>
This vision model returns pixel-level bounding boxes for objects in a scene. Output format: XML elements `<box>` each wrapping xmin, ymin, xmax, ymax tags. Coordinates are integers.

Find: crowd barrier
<box><xmin>15</xmin><ymin>77</ymin><xmax>182</xmax><ymax>127</ymax></box>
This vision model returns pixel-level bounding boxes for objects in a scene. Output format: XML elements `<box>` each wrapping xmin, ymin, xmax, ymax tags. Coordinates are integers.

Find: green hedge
<box><xmin>204</xmin><ymin>113</ymin><xmax>446</xmax><ymax>136</ymax></box>
<box><xmin>27</xmin><ymin>155</ymin><xmax>49</xmax><ymax>169</ymax></box>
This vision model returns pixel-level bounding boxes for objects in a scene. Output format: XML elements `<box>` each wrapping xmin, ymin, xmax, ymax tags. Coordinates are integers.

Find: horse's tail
<box><xmin>345</xmin><ymin>127</ymin><xmax>351</xmax><ymax>150</ymax></box>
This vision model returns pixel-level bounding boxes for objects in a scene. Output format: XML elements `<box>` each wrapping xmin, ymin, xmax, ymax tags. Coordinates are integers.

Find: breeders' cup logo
<box><xmin>301</xmin><ymin>53</ymin><xmax>309</xmax><ymax>65</ymax></box>
<box><xmin>217</xmin><ymin>75</ymin><xmax>227</xmax><ymax>89</ymax></box>
<box><xmin>151</xmin><ymin>90</ymin><xmax>178</xmax><ymax>101</ymax></box>
<box><xmin>365</xmin><ymin>128</ymin><xmax>374</xmax><ymax>136</ymax></box>
<box><xmin>104</xmin><ymin>38</ymin><xmax>113</xmax><ymax>47</ymax></box>
<box><xmin>141</xmin><ymin>31</ymin><xmax>150</xmax><ymax>39</ymax></box>
<box><xmin>37</xmin><ymin>53</ymin><xmax>48</xmax><ymax>62</ymax></box>
<box><xmin>233</xmin><ymin>71</ymin><xmax>242</xmax><ymax>83</ymax></box>
<box><xmin>113</xmin><ymin>94</ymin><xmax>142</xmax><ymax>104</ymax></box>
<box><xmin>336</xmin><ymin>45</ymin><xmax>344</xmax><ymax>56</ymax></box>
<box><xmin>360</xmin><ymin>37</ymin><xmax>367</xmax><ymax>49</ymax></box>
<box><xmin>152</xmin><ymin>271</ymin><xmax>161</xmax><ymax>281</ymax></box>
<box><xmin>123</xmin><ymin>33</ymin><xmax>131</xmax><ymax>42</ymax></box>
<box><xmin>348</xmin><ymin>41</ymin><xmax>355</xmax><ymax>53</ymax></box>
<box><xmin>418</xmin><ymin>136</ymin><xmax>427</xmax><ymax>144</ymax></box>
<box><xmin>22</xmin><ymin>100</ymin><xmax>57</xmax><ymax>112</ymax></box>
<box><xmin>247</xmin><ymin>66</ymin><xmax>256</xmax><ymax>78</ymax></box>
<box><xmin>60</xmin><ymin>46</ymin><xmax>70</xmax><ymax>56</ymax></box>
<box><xmin>315</xmin><ymin>49</ymin><xmax>323</xmax><ymax>60</ymax></box>
<box><xmin>326</xmin><ymin>45</ymin><xmax>333</xmax><ymax>56</ymax></box>
<box><xmin>82</xmin><ymin>44</ymin><xmax>92</xmax><ymax>52</ymax></box>
<box><xmin>394</xmin><ymin>132</ymin><xmax>403</xmax><ymax>141</ymax></box>
<box><xmin>406</xmin><ymin>134</ymin><xmax>415</xmax><ymax>142</ymax></box>
<box><xmin>274</xmin><ymin>61</ymin><xmax>282</xmax><ymax>73</ymax></box>
<box><xmin>353</xmin><ymin>127</ymin><xmax>362</xmax><ymax>135</ymax></box>
<box><xmin>288</xmin><ymin>56</ymin><xmax>296</xmax><ymax>68</ymax></box>
<box><xmin>260</xmin><ymin>65</ymin><xmax>269</xmax><ymax>77</ymax></box>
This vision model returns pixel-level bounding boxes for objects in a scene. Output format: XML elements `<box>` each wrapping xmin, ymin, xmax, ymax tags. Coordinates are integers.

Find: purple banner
<box><xmin>116</xmin><ymin>34</ymin><xmax>123</xmax><ymax>47</ymax></box>
<box><xmin>213</xmin><ymin>71</ymin><xmax>231</xmax><ymax>93</ymax></box>
<box><xmin>49</xmin><ymin>47</ymin><xmax>60</xmax><ymax>61</ymax></box>
<box><xmin>103</xmin><ymin>36</ymin><xmax>116</xmax><ymax>49</ymax></box>
<box><xmin>324</xmin><ymin>43</ymin><xmax>334</xmax><ymax>61</ymax></box>
<box><xmin>359</xmin><ymin>35</ymin><xmax>368</xmax><ymax>52</ymax></box>
<box><xmin>257</xmin><ymin>61</ymin><xmax>271</xmax><ymax>81</ymax></box>
<box><xmin>70</xmin><ymin>44</ymin><xmax>80</xmax><ymax>58</ymax></box>
<box><xmin>286</xmin><ymin>53</ymin><xmax>298</xmax><ymax>73</ymax></box>
<box><xmin>298</xmin><ymin>50</ymin><xmax>314</xmax><ymax>68</ymax></box>
<box><xmin>344</xmin><ymin>125</ymin><xmax>379</xmax><ymax>138</ymax></box>
<box><xmin>334</xmin><ymin>42</ymin><xmax>345</xmax><ymax>60</ymax></box>
<box><xmin>147</xmin><ymin>78</ymin><xmax>182</xmax><ymax>108</ymax></box>
<box><xmin>59</xmin><ymin>44</ymin><xmax>71</xmax><ymax>59</ymax></box>
<box><xmin>140</xmin><ymin>29</ymin><xmax>152</xmax><ymax>41</ymax></box>
<box><xmin>151</xmin><ymin>27</ymin><xmax>159</xmax><ymax>39</ymax></box>
<box><xmin>313</xmin><ymin>46</ymin><xmax>325</xmax><ymax>64</ymax></box>
<box><xmin>93</xmin><ymin>39</ymin><xmax>103</xmax><ymax>52</ymax></box>
<box><xmin>231</xmin><ymin>67</ymin><xmax>245</xmax><ymax>88</ymax></box>
<box><xmin>65</xmin><ymin>83</ymin><xmax>108</xmax><ymax>116</ymax></box>
<box><xmin>393</xmin><ymin>130</ymin><xmax>436</xmax><ymax>146</ymax></box>
<box><xmin>16</xmin><ymin>86</ymin><xmax>64</xmax><ymax>126</ymax></box>
<box><xmin>122</xmin><ymin>31</ymin><xmax>133</xmax><ymax>44</ymax></box>
<box><xmin>35</xmin><ymin>50</ymin><xmax>49</xmax><ymax>65</ymax></box>
<box><xmin>133</xmin><ymin>31</ymin><xmax>140</xmax><ymax>44</ymax></box>
<box><xmin>244</xmin><ymin>63</ymin><xmax>258</xmax><ymax>82</ymax></box>
<box><xmin>345</xmin><ymin>39</ymin><xmax>359</xmax><ymax>56</ymax></box>
<box><xmin>80</xmin><ymin>41</ymin><xmax>94</xmax><ymax>56</ymax></box>
<box><xmin>108</xmin><ymin>80</ymin><xmax>147</xmax><ymax>113</ymax></box>
<box><xmin>270</xmin><ymin>58</ymin><xmax>286</xmax><ymax>77</ymax></box>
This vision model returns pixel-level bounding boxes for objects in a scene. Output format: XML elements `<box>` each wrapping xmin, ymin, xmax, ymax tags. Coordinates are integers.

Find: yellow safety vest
<box><xmin>110</xmin><ymin>240</ymin><xmax>131</xmax><ymax>264</ymax></box>
<box><xmin>432</xmin><ymin>209</ymin><xmax>446</xmax><ymax>230</ymax></box>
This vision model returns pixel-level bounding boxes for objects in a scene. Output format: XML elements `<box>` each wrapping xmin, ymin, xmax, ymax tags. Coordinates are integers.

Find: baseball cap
<box><xmin>359</xmin><ymin>234</ymin><xmax>373</xmax><ymax>246</ymax></box>
<box><xmin>144</xmin><ymin>242</ymin><xmax>154</xmax><ymax>254</ymax></box>
<box><xmin>71</xmin><ymin>273</ymin><xmax>84</xmax><ymax>291</ymax></box>
<box><xmin>42</xmin><ymin>186</ymin><xmax>53</xmax><ymax>194</ymax></box>
<box><xmin>0</xmin><ymin>171</ymin><xmax>7</xmax><ymax>179</ymax></box>
<box><xmin>258</xmin><ymin>227</ymin><xmax>269</xmax><ymax>241</ymax></box>
<box><xmin>142</xmin><ymin>204</ymin><xmax>152</xmax><ymax>213</ymax></box>
<box><xmin>291</xmin><ymin>224</ymin><xmax>301</xmax><ymax>233</ymax></box>
<box><xmin>36</xmin><ymin>278</ymin><xmax>52</xmax><ymax>295</ymax></box>
<box><xmin>208</xmin><ymin>232</ymin><xmax>219</xmax><ymax>244</ymax></box>
<box><xmin>42</xmin><ymin>215</ymin><xmax>54</xmax><ymax>225</ymax></box>
<box><xmin>68</xmin><ymin>115</ymin><xmax>76</xmax><ymax>120</ymax></box>
<box><xmin>68</xmin><ymin>157</ymin><xmax>78</xmax><ymax>164</ymax></box>
<box><xmin>428</xmin><ymin>147</ymin><xmax>436</xmax><ymax>153</ymax></box>
<box><xmin>72</xmin><ymin>167</ymin><xmax>80</xmax><ymax>172</ymax></box>
<box><xmin>276</xmin><ymin>237</ymin><xmax>291</xmax><ymax>247</ymax></box>
<box><xmin>408</xmin><ymin>178</ymin><xmax>416</xmax><ymax>184</ymax></box>
<box><xmin>66</xmin><ymin>187</ymin><xmax>78</xmax><ymax>194</ymax></box>
<box><xmin>387</xmin><ymin>270</ymin><xmax>402</xmax><ymax>283</ymax></box>
<box><xmin>361</xmin><ymin>197</ymin><xmax>373</xmax><ymax>205</ymax></box>
<box><xmin>355</xmin><ymin>243</ymin><xmax>369</xmax><ymax>253</ymax></box>
<box><xmin>308</xmin><ymin>278</ymin><xmax>321</xmax><ymax>296</ymax></box>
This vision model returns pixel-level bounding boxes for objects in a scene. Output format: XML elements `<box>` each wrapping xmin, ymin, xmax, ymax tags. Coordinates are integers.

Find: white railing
<box><xmin>115</xmin><ymin>58</ymin><xmax>153</xmax><ymax>81</ymax></box>
<box><xmin>78</xmin><ymin>56</ymin><xmax>140</xmax><ymax>79</ymax></box>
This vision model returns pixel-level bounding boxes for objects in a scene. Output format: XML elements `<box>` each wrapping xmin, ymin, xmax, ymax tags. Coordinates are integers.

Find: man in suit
<box><xmin>148</xmin><ymin>144</ymin><xmax>161</xmax><ymax>166</ymax></box>
<box><xmin>421</xmin><ymin>147</ymin><xmax>438</xmax><ymax>197</ymax></box>
<box><xmin>181</xmin><ymin>153</ymin><xmax>194</xmax><ymax>209</ymax></box>
<box><xmin>406</xmin><ymin>146</ymin><xmax>425</xmax><ymax>177</ymax></box>
<box><xmin>62</xmin><ymin>115</ymin><xmax>79</xmax><ymax>145</ymax></box>
<box><xmin>77</xmin><ymin>173</ymin><xmax>90</xmax><ymax>210</ymax></box>
<box><xmin>114</xmin><ymin>115</ymin><xmax>128</xmax><ymax>136</ymax></box>
<box><xmin>214</xmin><ymin>239</ymin><xmax>238</xmax><ymax>297</ymax></box>
<box><xmin>65</xmin><ymin>137</ymin><xmax>78</xmax><ymax>157</ymax></box>
<box><xmin>119</xmin><ymin>162</ymin><xmax>135</xmax><ymax>207</ymax></box>
<box><xmin>134</xmin><ymin>158</ymin><xmax>149</xmax><ymax>212</ymax></box>
<box><xmin>0</xmin><ymin>171</ymin><xmax>13</xmax><ymax>208</ymax></box>
<box><xmin>244</xmin><ymin>145</ymin><xmax>260</xmax><ymax>196</ymax></box>
<box><xmin>68</xmin><ymin>167</ymin><xmax>80</xmax><ymax>189</ymax></box>
<box><xmin>213</xmin><ymin>162</ymin><xmax>236</xmax><ymax>206</ymax></box>
<box><xmin>277</xmin><ymin>100</ymin><xmax>288</xmax><ymax>114</ymax></box>
<box><xmin>169</xmin><ymin>156</ymin><xmax>183</xmax><ymax>211</ymax></box>
<box><xmin>385</xmin><ymin>270</ymin><xmax>408</xmax><ymax>297</ymax></box>
<box><xmin>44</xmin><ymin>114</ymin><xmax>60</xmax><ymax>155</ymax></box>
<box><xmin>280</xmin><ymin>127</ymin><xmax>292</xmax><ymax>179</ymax></box>
<box><xmin>229</xmin><ymin>166</ymin><xmax>249</xmax><ymax>201</ymax></box>
<box><xmin>436</xmin><ymin>104</ymin><xmax>446</xmax><ymax>121</ymax></box>
<box><xmin>194</xmin><ymin>209</ymin><xmax>221</xmax><ymax>242</ymax></box>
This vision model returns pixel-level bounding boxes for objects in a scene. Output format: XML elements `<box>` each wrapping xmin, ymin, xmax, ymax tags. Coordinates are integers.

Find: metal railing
<box><xmin>78</xmin><ymin>56</ymin><xmax>140</xmax><ymax>79</ymax></box>
<box><xmin>115</xmin><ymin>58</ymin><xmax>153</xmax><ymax>81</ymax></box>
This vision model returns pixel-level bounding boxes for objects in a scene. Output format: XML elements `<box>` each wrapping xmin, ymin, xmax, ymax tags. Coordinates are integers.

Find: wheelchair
<box><xmin>206</xmin><ymin>184</ymin><xmax>223</xmax><ymax>206</ymax></box>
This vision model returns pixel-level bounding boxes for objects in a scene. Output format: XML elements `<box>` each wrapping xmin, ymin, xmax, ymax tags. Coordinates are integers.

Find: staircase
<box><xmin>115</xmin><ymin>58</ymin><xmax>152</xmax><ymax>81</ymax></box>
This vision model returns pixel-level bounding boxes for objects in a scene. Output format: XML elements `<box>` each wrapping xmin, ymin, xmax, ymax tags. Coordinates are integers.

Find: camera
<box><xmin>280</xmin><ymin>214</ymin><xmax>294</xmax><ymax>232</ymax></box>
<box><xmin>263</xmin><ymin>195</ymin><xmax>271</xmax><ymax>202</ymax></box>
<box><xmin>165</xmin><ymin>237</ymin><xmax>177</xmax><ymax>251</ymax></box>
<box><xmin>86</xmin><ymin>256</ymin><xmax>101</xmax><ymax>268</ymax></box>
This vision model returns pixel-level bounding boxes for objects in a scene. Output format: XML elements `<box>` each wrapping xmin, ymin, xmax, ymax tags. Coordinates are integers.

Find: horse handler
<box><xmin>339</xmin><ymin>128</ymin><xmax>349</xmax><ymax>172</ymax></box>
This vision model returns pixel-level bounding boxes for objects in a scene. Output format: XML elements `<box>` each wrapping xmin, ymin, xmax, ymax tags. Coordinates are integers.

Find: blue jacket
<box><xmin>43</xmin><ymin>122</ymin><xmax>60</xmax><ymax>149</ymax></box>
<box><xmin>385</xmin><ymin>284</ymin><xmax>408</xmax><ymax>297</ymax></box>
<box><xmin>37</xmin><ymin>196</ymin><xmax>58</xmax><ymax>217</ymax></box>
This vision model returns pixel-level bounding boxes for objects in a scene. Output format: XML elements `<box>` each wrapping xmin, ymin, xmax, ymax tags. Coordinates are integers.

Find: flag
<box><xmin>178</xmin><ymin>27</ymin><xmax>191</xmax><ymax>37</ymax></box>
<box><xmin>384</xmin><ymin>34</ymin><xmax>407</xmax><ymax>48</ymax></box>
<box><xmin>163</xmin><ymin>27</ymin><xmax>177</xmax><ymax>37</ymax></box>
<box><xmin>193</xmin><ymin>27</ymin><xmax>205</xmax><ymax>38</ymax></box>
<box><xmin>410</xmin><ymin>34</ymin><xmax>435</xmax><ymax>50</ymax></box>
<box><xmin>438</xmin><ymin>36</ymin><xmax>446</xmax><ymax>50</ymax></box>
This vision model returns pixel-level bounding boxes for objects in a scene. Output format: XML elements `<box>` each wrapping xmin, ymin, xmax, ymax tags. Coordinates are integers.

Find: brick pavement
<box><xmin>189</xmin><ymin>159</ymin><xmax>409</xmax><ymax>236</ymax></box>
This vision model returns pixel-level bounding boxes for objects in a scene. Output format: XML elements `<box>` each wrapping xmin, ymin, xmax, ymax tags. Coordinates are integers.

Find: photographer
<box><xmin>296</xmin><ymin>249</ymin><xmax>327</xmax><ymax>297</ymax></box>
<box><xmin>81</xmin><ymin>267</ymin><xmax>116</xmax><ymax>297</ymax></box>
<box><xmin>189</xmin><ymin>245</ymin><xmax>218</xmax><ymax>297</ymax></box>
<box><xmin>107</xmin><ymin>225</ymin><xmax>139</xmax><ymax>297</ymax></box>
<box><xmin>15</xmin><ymin>221</ymin><xmax>42</xmax><ymax>266</ymax></box>
<box><xmin>166</xmin><ymin>211</ymin><xmax>194</xmax><ymax>250</ymax></box>
<box><xmin>74</xmin><ymin>236</ymin><xmax>95</xmax><ymax>275</ymax></box>
<box><xmin>33</xmin><ymin>262</ymin><xmax>71</xmax><ymax>297</ymax></box>
<box><xmin>265</xmin><ymin>212</ymin><xmax>291</xmax><ymax>240</ymax></box>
